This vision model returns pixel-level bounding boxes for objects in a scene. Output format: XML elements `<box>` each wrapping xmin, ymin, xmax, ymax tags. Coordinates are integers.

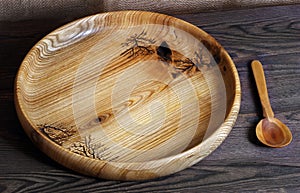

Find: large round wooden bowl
<box><xmin>15</xmin><ymin>11</ymin><xmax>241</xmax><ymax>180</ymax></box>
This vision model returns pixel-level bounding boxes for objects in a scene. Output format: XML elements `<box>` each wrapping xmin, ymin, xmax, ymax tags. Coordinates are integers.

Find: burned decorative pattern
<box><xmin>68</xmin><ymin>135</ymin><xmax>119</xmax><ymax>161</ymax></box>
<box><xmin>121</xmin><ymin>31</ymin><xmax>156</xmax><ymax>58</ymax></box>
<box><xmin>121</xmin><ymin>33</ymin><xmax>220</xmax><ymax>78</ymax></box>
<box><xmin>38</xmin><ymin>124</ymin><xmax>77</xmax><ymax>145</ymax></box>
<box><xmin>39</xmin><ymin>123</ymin><xmax>117</xmax><ymax>161</ymax></box>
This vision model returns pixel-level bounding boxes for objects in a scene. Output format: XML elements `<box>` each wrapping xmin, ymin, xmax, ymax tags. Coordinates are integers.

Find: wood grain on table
<box><xmin>1</xmin><ymin>4</ymin><xmax>300</xmax><ymax>192</ymax></box>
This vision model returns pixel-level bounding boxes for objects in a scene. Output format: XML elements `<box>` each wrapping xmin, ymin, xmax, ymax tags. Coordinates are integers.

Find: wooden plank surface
<box><xmin>1</xmin><ymin>4</ymin><xmax>300</xmax><ymax>192</ymax></box>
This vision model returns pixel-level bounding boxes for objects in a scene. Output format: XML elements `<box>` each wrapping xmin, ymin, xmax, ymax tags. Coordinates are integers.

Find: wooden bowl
<box><xmin>15</xmin><ymin>11</ymin><xmax>241</xmax><ymax>180</ymax></box>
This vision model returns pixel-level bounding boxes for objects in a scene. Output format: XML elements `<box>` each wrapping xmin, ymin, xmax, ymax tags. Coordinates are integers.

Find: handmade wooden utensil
<box><xmin>251</xmin><ymin>60</ymin><xmax>292</xmax><ymax>148</ymax></box>
<box><xmin>15</xmin><ymin>11</ymin><xmax>241</xmax><ymax>180</ymax></box>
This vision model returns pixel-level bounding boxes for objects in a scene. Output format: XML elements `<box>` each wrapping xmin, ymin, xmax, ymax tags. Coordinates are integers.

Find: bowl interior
<box><xmin>16</xmin><ymin>12</ymin><xmax>238</xmax><ymax>163</ymax></box>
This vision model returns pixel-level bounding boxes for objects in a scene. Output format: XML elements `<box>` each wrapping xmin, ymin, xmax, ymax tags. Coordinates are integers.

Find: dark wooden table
<box><xmin>1</xmin><ymin>4</ymin><xmax>299</xmax><ymax>192</ymax></box>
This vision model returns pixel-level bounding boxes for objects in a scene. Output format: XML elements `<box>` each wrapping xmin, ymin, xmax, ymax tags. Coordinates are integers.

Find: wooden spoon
<box><xmin>251</xmin><ymin>60</ymin><xmax>292</xmax><ymax>148</ymax></box>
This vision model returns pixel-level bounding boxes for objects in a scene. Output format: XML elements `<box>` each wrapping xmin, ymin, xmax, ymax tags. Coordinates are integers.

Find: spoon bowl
<box><xmin>256</xmin><ymin>118</ymin><xmax>292</xmax><ymax>148</ymax></box>
<box><xmin>251</xmin><ymin>60</ymin><xmax>292</xmax><ymax>148</ymax></box>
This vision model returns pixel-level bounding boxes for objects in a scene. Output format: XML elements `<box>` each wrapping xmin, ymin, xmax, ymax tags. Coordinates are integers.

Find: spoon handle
<box><xmin>251</xmin><ymin>60</ymin><xmax>274</xmax><ymax>119</ymax></box>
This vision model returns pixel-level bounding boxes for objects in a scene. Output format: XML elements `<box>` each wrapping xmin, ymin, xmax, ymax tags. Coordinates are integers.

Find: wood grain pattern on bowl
<box><xmin>14</xmin><ymin>11</ymin><xmax>241</xmax><ymax>180</ymax></box>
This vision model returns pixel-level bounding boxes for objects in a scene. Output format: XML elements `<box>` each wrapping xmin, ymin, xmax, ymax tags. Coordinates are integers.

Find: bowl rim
<box><xmin>14</xmin><ymin>10</ymin><xmax>241</xmax><ymax>180</ymax></box>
